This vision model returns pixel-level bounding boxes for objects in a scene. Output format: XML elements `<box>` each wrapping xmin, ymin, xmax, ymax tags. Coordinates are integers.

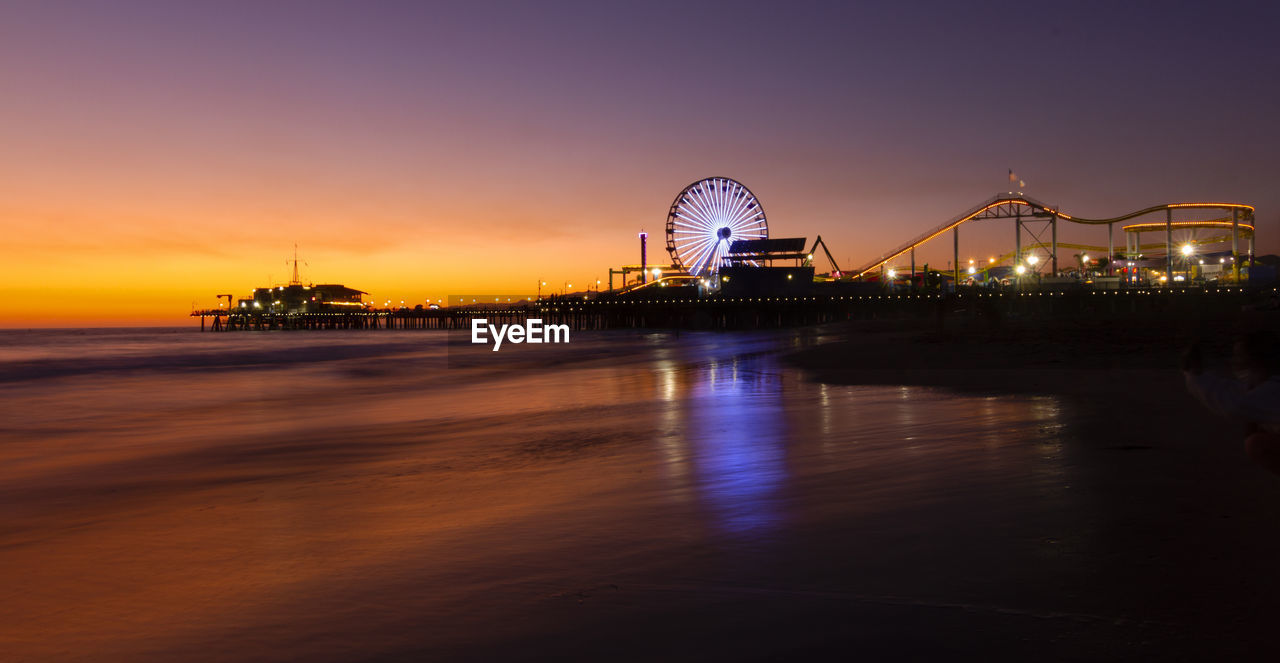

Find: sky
<box><xmin>2</xmin><ymin>0</ymin><xmax>1277</xmax><ymax>326</ymax></box>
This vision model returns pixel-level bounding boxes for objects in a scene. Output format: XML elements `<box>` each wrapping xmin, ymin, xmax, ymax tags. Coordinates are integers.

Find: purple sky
<box><xmin>2</xmin><ymin>0</ymin><xmax>1278</xmax><ymax>320</ymax></box>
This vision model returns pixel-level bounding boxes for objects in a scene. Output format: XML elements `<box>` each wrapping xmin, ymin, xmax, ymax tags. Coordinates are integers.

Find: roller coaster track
<box><xmin>853</xmin><ymin>194</ymin><xmax>1255</xmax><ymax>279</ymax></box>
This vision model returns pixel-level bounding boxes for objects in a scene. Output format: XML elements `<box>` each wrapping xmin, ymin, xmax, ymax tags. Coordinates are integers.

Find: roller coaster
<box><xmin>852</xmin><ymin>194</ymin><xmax>1255</xmax><ymax>283</ymax></box>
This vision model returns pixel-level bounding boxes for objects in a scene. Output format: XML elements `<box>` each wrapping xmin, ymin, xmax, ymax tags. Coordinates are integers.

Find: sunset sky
<box><xmin>2</xmin><ymin>0</ymin><xmax>1277</xmax><ymax>326</ymax></box>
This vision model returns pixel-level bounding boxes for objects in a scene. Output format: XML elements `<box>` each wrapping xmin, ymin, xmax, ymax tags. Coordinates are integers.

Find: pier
<box><xmin>193</xmin><ymin>285</ymin><xmax>1268</xmax><ymax>332</ymax></box>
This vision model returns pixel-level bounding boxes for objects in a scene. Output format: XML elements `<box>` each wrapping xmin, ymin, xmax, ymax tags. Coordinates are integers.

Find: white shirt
<box><xmin>1184</xmin><ymin>372</ymin><xmax>1280</xmax><ymax>435</ymax></box>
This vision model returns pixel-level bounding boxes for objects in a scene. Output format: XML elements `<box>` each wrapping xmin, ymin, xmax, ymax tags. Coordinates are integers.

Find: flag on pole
<box><xmin>1008</xmin><ymin>168</ymin><xmax>1017</xmax><ymax>183</ymax></box>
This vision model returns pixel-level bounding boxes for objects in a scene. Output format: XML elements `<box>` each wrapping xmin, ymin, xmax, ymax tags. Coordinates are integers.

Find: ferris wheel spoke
<box><xmin>732</xmin><ymin>199</ymin><xmax>757</xmax><ymax>226</ymax></box>
<box><xmin>680</xmin><ymin>237</ymin><xmax>719</xmax><ymax>260</ymax></box>
<box><xmin>674</xmin><ymin>203</ymin><xmax>708</xmax><ymax>227</ymax></box>
<box><xmin>676</xmin><ymin>238</ymin><xmax>717</xmax><ymax>259</ymax></box>
<box><xmin>708</xmin><ymin>179</ymin><xmax>725</xmax><ymax>223</ymax></box>
<box><xmin>678</xmin><ymin>196</ymin><xmax>714</xmax><ymax>221</ymax></box>
<box><xmin>673</xmin><ymin>223</ymin><xmax>712</xmax><ymax>236</ymax></box>
<box><xmin>733</xmin><ymin>214</ymin><xmax>767</xmax><ymax>233</ymax></box>
<box><xmin>705</xmin><ymin>180</ymin><xmax>724</xmax><ymax>226</ymax></box>
<box><xmin>676</xmin><ymin>206</ymin><xmax>713</xmax><ymax>233</ymax></box>
<box><xmin>677</xmin><ymin>206</ymin><xmax>717</xmax><ymax>231</ymax></box>
<box><xmin>700</xmin><ymin>240</ymin><xmax>729</xmax><ymax>273</ymax></box>
<box><xmin>683</xmin><ymin>194</ymin><xmax>719</xmax><ymax>229</ymax></box>
<box><xmin>727</xmin><ymin>196</ymin><xmax>760</xmax><ymax>224</ymax></box>
<box><xmin>721</xmin><ymin>182</ymin><xmax>746</xmax><ymax>215</ymax></box>
<box><xmin>724</xmin><ymin>195</ymin><xmax>754</xmax><ymax>227</ymax></box>
<box><xmin>711</xmin><ymin>183</ymin><xmax>734</xmax><ymax>224</ymax></box>
<box><xmin>710</xmin><ymin>242</ymin><xmax>730</xmax><ymax>270</ymax></box>
<box><xmin>684</xmin><ymin>244</ymin><xmax>715</xmax><ymax>274</ymax></box>
<box><xmin>682</xmin><ymin>232</ymin><xmax>718</xmax><ymax>249</ymax></box>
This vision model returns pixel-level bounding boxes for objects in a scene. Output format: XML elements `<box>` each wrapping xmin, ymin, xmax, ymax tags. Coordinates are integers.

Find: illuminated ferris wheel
<box><xmin>665</xmin><ymin>177</ymin><xmax>769</xmax><ymax>277</ymax></box>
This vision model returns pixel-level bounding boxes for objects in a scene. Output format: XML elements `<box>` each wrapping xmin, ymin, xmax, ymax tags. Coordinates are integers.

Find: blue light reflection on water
<box><xmin>680</xmin><ymin>355</ymin><xmax>788</xmax><ymax>535</ymax></box>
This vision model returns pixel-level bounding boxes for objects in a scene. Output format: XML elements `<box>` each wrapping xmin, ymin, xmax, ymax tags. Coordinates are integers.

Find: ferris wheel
<box><xmin>665</xmin><ymin>177</ymin><xmax>769</xmax><ymax>277</ymax></box>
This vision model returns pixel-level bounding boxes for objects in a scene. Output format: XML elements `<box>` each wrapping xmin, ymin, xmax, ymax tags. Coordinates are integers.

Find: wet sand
<box><xmin>2</xmin><ymin>327</ymin><xmax>1279</xmax><ymax>661</ymax></box>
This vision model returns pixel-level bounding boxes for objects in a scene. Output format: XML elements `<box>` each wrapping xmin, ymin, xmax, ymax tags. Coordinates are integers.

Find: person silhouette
<box><xmin>1184</xmin><ymin>331</ymin><xmax>1280</xmax><ymax>475</ymax></box>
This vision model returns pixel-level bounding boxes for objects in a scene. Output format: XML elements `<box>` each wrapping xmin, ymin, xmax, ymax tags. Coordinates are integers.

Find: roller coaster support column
<box><xmin>1232</xmin><ymin>208</ymin><xmax>1240</xmax><ymax>282</ymax></box>
<box><xmin>953</xmin><ymin>226</ymin><xmax>959</xmax><ymax>287</ymax></box>
<box><xmin>1165</xmin><ymin>208</ymin><xmax>1173</xmax><ymax>282</ymax></box>
<box><xmin>1051</xmin><ymin>215</ymin><xmax>1058</xmax><ymax>275</ymax></box>
<box><xmin>910</xmin><ymin>247</ymin><xmax>915</xmax><ymax>291</ymax></box>
<box><xmin>1108</xmin><ymin>223</ymin><xmax>1114</xmax><ymax>276</ymax></box>
<box><xmin>1015</xmin><ymin>213</ymin><xmax>1021</xmax><ymax>268</ymax></box>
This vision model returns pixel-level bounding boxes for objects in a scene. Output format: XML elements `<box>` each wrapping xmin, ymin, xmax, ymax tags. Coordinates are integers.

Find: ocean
<box><xmin>0</xmin><ymin>326</ymin><xmax>1272</xmax><ymax>660</ymax></box>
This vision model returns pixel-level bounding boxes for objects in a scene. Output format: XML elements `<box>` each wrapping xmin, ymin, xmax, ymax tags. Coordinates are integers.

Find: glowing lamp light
<box><xmin>1016</xmin><ymin>265</ymin><xmax>1027</xmax><ymax>275</ymax></box>
<box><xmin>989</xmin><ymin>257</ymin><xmax>996</xmax><ymax>264</ymax></box>
<box><xmin>1181</xmin><ymin>244</ymin><xmax>1193</xmax><ymax>256</ymax></box>
<box><xmin>1027</xmin><ymin>255</ymin><xmax>1039</xmax><ymax>265</ymax></box>
<box><xmin>651</xmin><ymin>268</ymin><xmax>661</xmax><ymax>278</ymax></box>
<box><xmin>967</xmin><ymin>266</ymin><xmax>976</xmax><ymax>275</ymax></box>
<box><xmin>887</xmin><ymin>269</ymin><xmax>897</xmax><ymax>279</ymax></box>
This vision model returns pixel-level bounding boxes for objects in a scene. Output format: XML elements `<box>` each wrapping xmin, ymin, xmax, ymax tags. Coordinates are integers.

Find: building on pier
<box><xmin>238</xmin><ymin>283</ymin><xmax>367</xmax><ymax>314</ymax></box>
<box><xmin>719</xmin><ymin>237</ymin><xmax>816</xmax><ymax>297</ymax></box>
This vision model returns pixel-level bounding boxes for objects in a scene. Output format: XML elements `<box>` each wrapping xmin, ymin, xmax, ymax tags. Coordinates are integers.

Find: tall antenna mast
<box><xmin>290</xmin><ymin>243</ymin><xmax>301</xmax><ymax>285</ymax></box>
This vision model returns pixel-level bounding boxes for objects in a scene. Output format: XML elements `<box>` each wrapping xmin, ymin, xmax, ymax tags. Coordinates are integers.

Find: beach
<box><xmin>2</xmin><ymin>325</ymin><xmax>1279</xmax><ymax>661</ymax></box>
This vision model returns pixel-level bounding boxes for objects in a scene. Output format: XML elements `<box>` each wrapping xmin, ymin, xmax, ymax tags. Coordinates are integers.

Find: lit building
<box><xmin>242</xmin><ymin>283</ymin><xmax>367</xmax><ymax>313</ymax></box>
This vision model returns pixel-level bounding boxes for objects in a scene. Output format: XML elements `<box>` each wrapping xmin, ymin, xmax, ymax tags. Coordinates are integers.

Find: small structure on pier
<box><xmin>716</xmin><ymin>237</ymin><xmax>816</xmax><ymax>297</ymax></box>
<box><xmin>241</xmin><ymin>283</ymin><xmax>367</xmax><ymax>314</ymax></box>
